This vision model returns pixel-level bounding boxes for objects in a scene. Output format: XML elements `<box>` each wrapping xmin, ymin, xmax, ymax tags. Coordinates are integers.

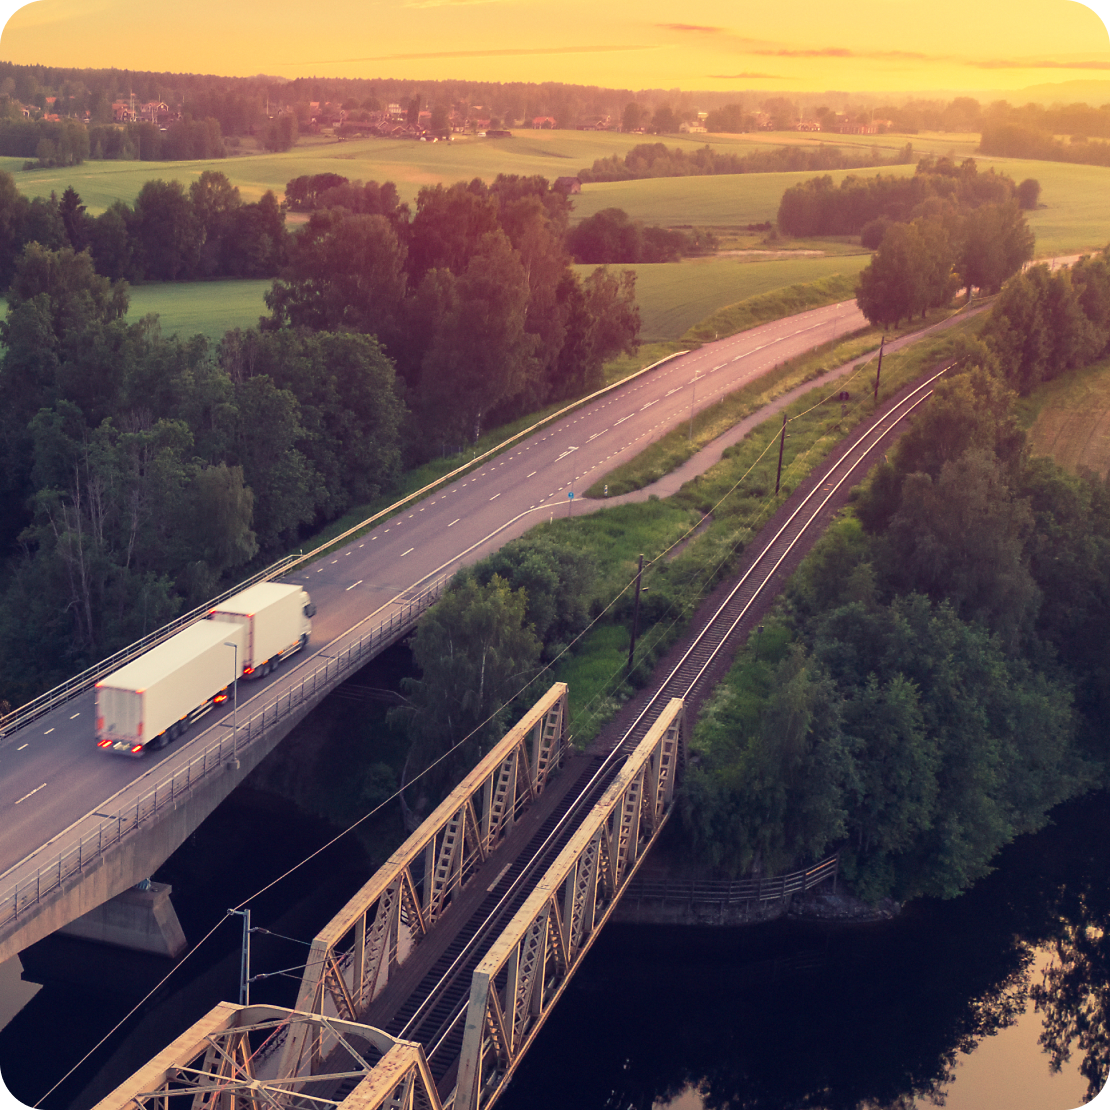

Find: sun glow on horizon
<box><xmin>0</xmin><ymin>0</ymin><xmax>1107</xmax><ymax>95</ymax></box>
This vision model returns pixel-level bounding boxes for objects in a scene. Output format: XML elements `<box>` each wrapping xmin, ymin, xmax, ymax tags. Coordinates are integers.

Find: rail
<box><xmin>0</xmin><ymin>554</ymin><xmax>300</xmax><ymax>740</ymax></box>
<box><xmin>0</xmin><ymin>575</ymin><xmax>450</xmax><ymax>936</ymax></box>
<box><xmin>619</xmin><ymin>855</ymin><xmax>839</xmax><ymax>907</ymax></box>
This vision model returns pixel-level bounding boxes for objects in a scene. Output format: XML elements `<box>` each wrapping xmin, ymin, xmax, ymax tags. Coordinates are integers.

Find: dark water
<box><xmin>1</xmin><ymin>687</ymin><xmax>1109</xmax><ymax>1110</ymax></box>
<box><xmin>498</xmin><ymin>791</ymin><xmax>1110</xmax><ymax>1110</ymax></box>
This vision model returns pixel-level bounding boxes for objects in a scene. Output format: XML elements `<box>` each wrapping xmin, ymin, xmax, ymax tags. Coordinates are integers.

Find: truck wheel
<box><xmin>299</xmin><ymin>633</ymin><xmax>308</xmax><ymax>650</ymax></box>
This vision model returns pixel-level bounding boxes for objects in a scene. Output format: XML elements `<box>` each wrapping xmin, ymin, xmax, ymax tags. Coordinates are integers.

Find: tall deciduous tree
<box><xmin>397</xmin><ymin>573</ymin><xmax>542</xmax><ymax>795</ymax></box>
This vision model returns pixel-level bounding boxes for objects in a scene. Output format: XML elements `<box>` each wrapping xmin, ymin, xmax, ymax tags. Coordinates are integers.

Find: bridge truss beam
<box><xmin>453</xmin><ymin>697</ymin><xmax>686</xmax><ymax>1110</ymax></box>
<box><xmin>282</xmin><ymin>684</ymin><xmax>569</xmax><ymax>1076</ymax></box>
<box><xmin>91</xmin><ymin>1003</ymin><xmax>443</xmax><ymax>1110</ymax></box>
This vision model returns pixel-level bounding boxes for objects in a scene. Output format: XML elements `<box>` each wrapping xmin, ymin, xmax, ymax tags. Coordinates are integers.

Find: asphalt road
<box><xmin>0</xmin><ymin>298</ymin><xmax>869</xmax><ymax>884</ymax></box>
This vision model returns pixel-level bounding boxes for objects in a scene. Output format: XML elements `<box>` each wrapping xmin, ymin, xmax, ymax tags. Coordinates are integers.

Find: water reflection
<box><xmin>499</xmin><ymin>792</ymin><xmax>1110</xmax><ymax>1110</ymax></box>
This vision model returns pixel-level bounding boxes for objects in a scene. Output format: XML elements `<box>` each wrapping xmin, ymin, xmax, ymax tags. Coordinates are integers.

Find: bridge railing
<box><xmin>278</xmin><ymin>683</ymin><xmax>569</xmax><ymax>1078</ymax></box>
<box><xmin>619</xmin><ymin>856</ymin><xmax>839</xmax><ymax>908</ymax></box>
<box><xmin>0</xmin><ymin>554</ymin><xmax>300</xmax><ymax>741</ymax></box>
<box><xmin>0</xmin><ymin>576</ymin><xmax>451</xmax><ymax>937</ymax></box>
<box><xmin>454</xmin><ymin>698</ymin><xmax>686</xmax><ymax>1110</ymax></box>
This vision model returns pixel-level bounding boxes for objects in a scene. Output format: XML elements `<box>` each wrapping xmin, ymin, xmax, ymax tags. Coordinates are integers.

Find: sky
<box><xmin>0</xmin><ymin>0</ymin><xmax>1108</xmax><ymax>94</ymax></box>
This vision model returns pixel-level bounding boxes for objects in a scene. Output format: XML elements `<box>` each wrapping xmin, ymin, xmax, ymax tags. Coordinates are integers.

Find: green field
<box><xmin>583</xmin><ymin>254</ymin><xmax>869</xmax><ymax>340</ymax></box>
<box><xmin>117</xmin><ymin>253</ymin><xmax>867</xmax><ymax>346</ymax></box>
<box><xmin>1024</xmin><ymin>358</ymin><xmax>1110</xmax><ymax>479</ymax></box>
<box><xmin>125</xmin><ymin>280</ymin><xmax>271</xmax><ymax>342</ymax></box>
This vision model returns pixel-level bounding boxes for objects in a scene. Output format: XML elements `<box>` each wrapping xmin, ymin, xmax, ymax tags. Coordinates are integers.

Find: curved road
<box><xmin>0</xmin><ymin>298</ymin><xmax>872</xmax><ymax>884</ymax></box>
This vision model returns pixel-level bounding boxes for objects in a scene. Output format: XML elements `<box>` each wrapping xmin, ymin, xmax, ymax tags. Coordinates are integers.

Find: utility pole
<box><xmin>230</xmin><ymin>908</ymin><xmax>251</xmax><ymax>1005</ymax></box>
<box><xmin>873</xmin><ymin>334</ymin><xmax>885</xmax><ymax>404</ymax></box>
<box><xmin>224</xmin><ymin>641</ymin><xmax>239</xmax><ymax>755</ymax></box>
<box><xmin>689</xmin><ymin>371</ymin><xmax>698</xmax><ymax>441</ymax></box>
<box><xmin>627</xmin><ymin>554</ymin><xmax>644</xmax><ymax>674</ymax></box>
<box><xmin>775</xmin><ymin>413</ymin><xmax>788</xmax><ymax>495</ymax></box>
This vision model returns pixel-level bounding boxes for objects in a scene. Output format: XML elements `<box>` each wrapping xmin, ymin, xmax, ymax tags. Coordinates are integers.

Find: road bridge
<box><xmin>0</xmin><ymin>299</ymin><xmax>869</xmax><ymax>964</ymax></box>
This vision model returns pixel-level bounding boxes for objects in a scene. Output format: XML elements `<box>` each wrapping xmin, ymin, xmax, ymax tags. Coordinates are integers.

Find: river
<box><xmin>0</xmin><ymin>673</ymin><xmax>1108</xmax><ymax>1109</ymax></box>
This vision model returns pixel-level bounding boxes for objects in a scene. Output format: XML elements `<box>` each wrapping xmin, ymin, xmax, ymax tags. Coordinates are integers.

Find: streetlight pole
<box><xmin>224</xmin><ymin>641</ymin><xmax>238</xmax><ymax>755</ymax></box>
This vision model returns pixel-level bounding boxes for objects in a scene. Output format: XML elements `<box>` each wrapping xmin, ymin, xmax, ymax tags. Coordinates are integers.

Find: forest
<box><xmin>576</xmin><ymin>140</ymin><xmax>915</xmax><ymax>183</ymax></box>
<box><xmin>0</xmin><ymin>170</ymin><xmax>640</xmax><ymax>706</ymax></box>
<box><xmin>677</xmin><ymin>253</ymin><xmax>1110</xmax><ymax>902</ymax></box>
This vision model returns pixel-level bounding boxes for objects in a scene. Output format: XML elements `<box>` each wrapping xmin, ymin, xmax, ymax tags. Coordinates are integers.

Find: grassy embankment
<box><xmin>538</xmin><ymin>312</ymin><xmax>987</xmax><ymax>741</ymax></box>
<box><xmin>1018</xmin><ymin>356</ymin><xmax>1110</xmax><ymax>479</ymax></box>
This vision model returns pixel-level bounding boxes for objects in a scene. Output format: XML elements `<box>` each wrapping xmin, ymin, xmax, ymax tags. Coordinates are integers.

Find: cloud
<box><xmin>657</xmin><ymin>23</ymin><xmax>725</xmax><ymax>33</ymax></box>
<box><xmin>969</xmin><ymin>57</ymin><xmax>1110</xmax><ymax>68</ymax></box>
<box><xmin>709</xmin><ymin>72</ymin><xmax>784</xmax><ymax>79</ymax></box>
<box><xmin>750</xmin><ymin>47</ymin><xmax>929</xmax><ymax>60</ymax></box>
<box><xmin>284</xmin><ymin>45</ymin><xmax>658</xmax><ymax>66</ymax></box>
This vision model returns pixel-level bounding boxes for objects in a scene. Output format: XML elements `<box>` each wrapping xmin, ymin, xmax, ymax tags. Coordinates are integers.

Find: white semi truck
<box><xmin>96</xmin><ymin>582</ymin><xmax>314</xmax><ymax>756</ymax></box>
<box><xmin>208</xmin><ymin>582</ymin><xmax>314</xmax><ymax>678</ymax></box>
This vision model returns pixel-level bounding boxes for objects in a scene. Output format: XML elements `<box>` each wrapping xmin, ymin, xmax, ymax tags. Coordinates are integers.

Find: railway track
<box><xmin>369</xmin><ymin>364</ymin><xmax>953</xmax><ymax>1094</ymax></box>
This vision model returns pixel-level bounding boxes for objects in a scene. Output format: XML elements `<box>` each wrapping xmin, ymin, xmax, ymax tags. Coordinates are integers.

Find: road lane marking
<box><xmin>44</xmin><ymin>728</ymin><xmax>54</xmax><ymax>735</ymax></box>
<box><xmin>401</xmin><ymin>548</ymin><xmax>414</xmax><ymax>556</ymax></box>
<box><xmin>16</xmin><ymin>743</ymin><xmax>28</xmax><ymax>751</ymax></box>
<box><xmin>346</xmin><ymin>580</ymin><xmax>363</xmax><ymax>591</ymax></box>
<box><xmin>527</xmin><ymin>471</ymin><xmax>537</xmax><ymax>478</ymax></box>
<box><xmin>448</xmin><ymin>519</ymin><xmax>460</xmax><ymax>527</ymax></box>
<box><xmin>614</xmin><ymin>414</ymin><xmax>631</xmax><ymax>426</ymax></box>
<box><xmin>14</xmin><ymin>783</ymin><xmax>47</xmax><ymax>805</ymax></box>
<box><xmin>70</xmin><ymin>713</ymin><xmax>80</xmax><ymax>719</ymax></box>
<box><xmin>489</xmin><ymin>493</ymin><xmax>500</xmax><ymax>501</ymax></box>
<box><xmin>587</xmin><ymin>430</ymin><xmax>607</xmax><ymax>441</ymax></box>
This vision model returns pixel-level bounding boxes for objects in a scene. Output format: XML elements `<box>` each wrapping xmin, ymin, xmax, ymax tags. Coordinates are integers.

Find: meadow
<box><xmin>0</xmin><ymin>128</ymin><xmax>978</xmax><ymax>213</ymax></box>
<box><xmin>9</xmin><ymin>126</ymin><xmax>1108</xmax><ymax>349</ymax></box>
<box><xmin>127</xmin><ymin>279</ymin><xmax>270</xmax><ymax>342</ymax></box>
<box><xmin>579</xmin><ymin>254</ymin><xmax>870</xmax><ymax>341</ymax></box>
<box><xmin>1022</xmin><ymin>357</ymin><xmax>1110</xmax><ymax>479</ymax></box>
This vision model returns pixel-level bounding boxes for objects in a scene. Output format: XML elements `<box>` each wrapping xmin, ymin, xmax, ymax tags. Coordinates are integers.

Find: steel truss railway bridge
<box><xmin>91</xmin><ymin>365</ymin><xmax>951</xmax><ymax>1110</ymax></box>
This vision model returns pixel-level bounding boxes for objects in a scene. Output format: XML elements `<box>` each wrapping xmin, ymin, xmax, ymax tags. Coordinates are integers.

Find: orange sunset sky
<box><xmin>0</xmin><ymin>0</ymin><xmax>1108</xmax><ymax>94</ymax></box>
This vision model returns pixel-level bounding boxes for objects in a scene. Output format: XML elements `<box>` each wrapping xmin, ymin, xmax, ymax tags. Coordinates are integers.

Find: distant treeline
<box><xmin>777</xmin><ymin>157</ymin><xmax>1018</xmax><ymax>237</ymax></box>
<box><xmin>0</xmin><ymin>115</ymin><xmax>227</xmax><ymax>165</ymax></box>
<box><xmin>0</xmin><ymin>170</ymin><xmax>286</xmax><ymax>286</ymax></box>
<box><xmin>578</xmin><ymin>141</ymin><xmax>915</xmax><ymax>184</ymax></box>
<box><xmin>566</xmin><ymin>208</ymin><xmax>716</xmax><ymax>264</ymax></box>
<box><xmin>980</xmin><ymin>122</ymin><xmax>1110</xmax><ymax>168</ymax></box>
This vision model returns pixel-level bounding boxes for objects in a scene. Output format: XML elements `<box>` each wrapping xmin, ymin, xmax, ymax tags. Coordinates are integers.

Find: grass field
<box><xmin>1023</xmin><ymin>358</ymin><xmax>1110</xmax><ymax>479</ymax></box>
<box><xmin>127</xmin><ymin>279</ymin><xmax>270</xmax><ymax>342</ymax></box>
<box><xmin>117</xmin><ymin>253</ymin><xmax>867</xmax><ymax>346</ymax></box>
<box><xmin>586</xmin><ymin>254</ymin><xmax>870</xmax><ymax>340</ymax></box>
<box><xmin>0</xmin><ymin>128</ymin><xmax>978</xmax><ymax>215</ymax></box>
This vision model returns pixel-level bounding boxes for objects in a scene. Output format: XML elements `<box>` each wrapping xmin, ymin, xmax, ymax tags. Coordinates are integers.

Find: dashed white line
<box><xmin>448</xmin><ymin>519</ymin><xmax>460</xmax><ymax>527</ymax></box>
<box><xmin>70</xmin><ymin>712</ymin><xmax>80</xmax><ymax>719</ymax></box>
<box><xmin>44</xmin><ymin>728</ymin><xmax>54</xmax><ymax>735</ymax></box>
<box><xmin>400</xmin><ymin>547</ymin><xmax>414</xmax><ymax>557</ymax></box>
<box><xmin>14</xmin><ymin>783</ymin><xmax>47</xmax><ymax>804</ymax></box>
<box><xmin>346</xmin><ymin>580</ymin><xmax>363</xmax><ymax>591</ymax></box>
<box><xmin>527</xmin><ymin>470</ymin><xmax>537</xmax><ymax>478</ymax></box>
<box><xmin>16</xmin><ymin>744</ymin><xmax>28</xmax><ymax>751</ymax></box>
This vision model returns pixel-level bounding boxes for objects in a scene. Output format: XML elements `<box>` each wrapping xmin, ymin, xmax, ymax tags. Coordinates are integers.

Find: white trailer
<box><xmin>208</xmin><ymin>582</ymin><xmax>314</xmax><ymax>679</ymax></box>
<box><xmin>96</xmin><ymin>621</ymin><xmax>246</xmax><ymax>755</ymax></box>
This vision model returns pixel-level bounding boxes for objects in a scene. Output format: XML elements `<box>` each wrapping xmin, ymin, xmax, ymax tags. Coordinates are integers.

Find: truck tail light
<box><xmin>97</xmin><ymin>739</ymin><xmax>112</xmax><ymax>748</ymax></box>
<box><xmin>131</xmin><ymin>745</ymin><xmax>143</xmax><ymax>754</ymax></box>
<box><xmin>244</xmin><ymin>666</ymin><xmax>254</xmax><ymax>676</ymax></box>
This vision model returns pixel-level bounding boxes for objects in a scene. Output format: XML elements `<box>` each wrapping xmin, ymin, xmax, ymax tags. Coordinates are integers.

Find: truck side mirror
<box><xmin>304</xmin><ymin>603</ymin><xmax>317</xmax><ymax>617</ymax></box>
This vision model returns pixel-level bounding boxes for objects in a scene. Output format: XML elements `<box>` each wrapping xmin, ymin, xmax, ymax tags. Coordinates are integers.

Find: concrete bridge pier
<box><xmin>58</xmin><ymin>881</ymin><xmax>186</xmax><ymax>958</ymax></box>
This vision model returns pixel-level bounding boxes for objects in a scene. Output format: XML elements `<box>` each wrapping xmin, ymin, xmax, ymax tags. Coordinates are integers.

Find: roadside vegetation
<box><xmin>399</xmin><ymin>250</ymin><xmax>1110</xmax><ymax>907</ymax></box>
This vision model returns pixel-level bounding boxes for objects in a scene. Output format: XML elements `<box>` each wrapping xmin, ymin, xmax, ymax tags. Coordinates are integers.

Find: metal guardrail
<box><xmin>619</xmin><ymin>855</ymin><xmax>839</xmax><ymax>906</ymax></box>
<box><xmin>0</xmin><ymin>555</ymin><xmax>301</xmax><ymax>740</ymax></box>
<box><xmin>0</xmin><ymin>575</ymin><xmax>450</xmax><ymax>936</ymax></box>
<box><xmin>0</xmin><ymin>350</ymin><xmax>693</xmax><ymax>746</ymax></box>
